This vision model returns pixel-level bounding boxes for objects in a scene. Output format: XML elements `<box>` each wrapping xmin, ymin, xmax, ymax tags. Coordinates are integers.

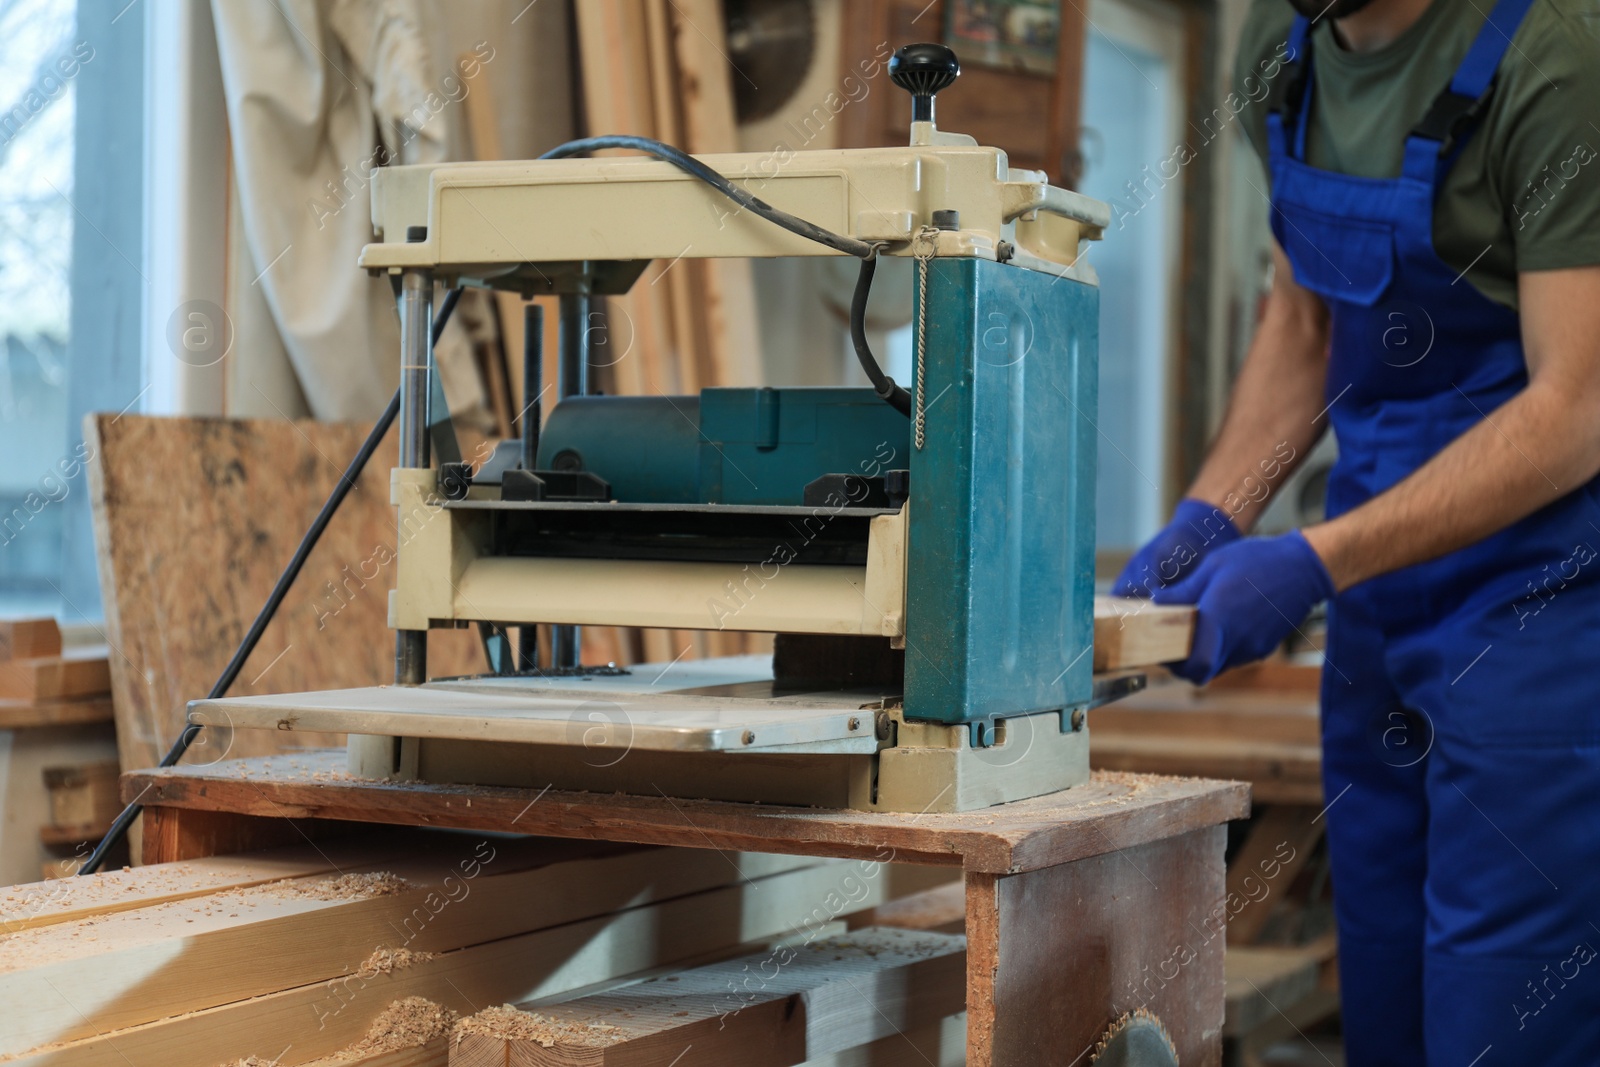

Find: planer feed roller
<box><xmin>190</xmin><ymin>44</ymin><xmax>1123</xmax><ymax>813</ymax></box>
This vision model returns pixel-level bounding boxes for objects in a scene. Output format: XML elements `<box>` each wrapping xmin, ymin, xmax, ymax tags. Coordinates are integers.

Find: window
<box><xmin>1077</xmin><ymin>0</ymin><xmax>1187</xmax><ymax>552</ymax></box>
<box><xmin>0</xmin><ymin>1</ymin><xmax>143</xmax><ymax>622</ymax></box>
<box><xmin>0</xmin><ymin>0</ymin><xmax>81</xmax><ymax>616</ymax></box>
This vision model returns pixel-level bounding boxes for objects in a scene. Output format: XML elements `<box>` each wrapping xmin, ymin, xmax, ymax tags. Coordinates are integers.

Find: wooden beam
<box><xmin>450</xmin><ymin>927</ymin><xmax>966</xmax><ymax>1067</ymax></box>
<box><xmin>847</xmin><ymin>880</ymin><xmax>965</xmax><ymax>934</ymax></box>
<box><xmin>0</xmin><ymin>618</ymin><xmax>61</xmax><ymax>660</ymax></box>
<box><xmin>43</xmin><ymin>758</ymin><xmax>121</xmax><ymax>828</ymax></box>
<box><xmin>1224</xmin><ymin>804</ymin><xmax>1325</xmax><ymax>945</ymax></box>
<box><xmin>0</xmin><ymin>841</ymin><xmax>820</xmax><ymax>1056</ymax></box>
<box><xmin>964</xmin><ymin>827</ymin><xmax>1227</xmax><ymax>1067</ymax></box>
<box><xmin>0</xmin><ymin>838</ymin><xmax>418</xmax><ymax>935</ymax></box>
<box><xmin>0</xmin><ymin>648</ymin><xmax>111</xmax><ymax>701</ymax></box>
<box><xmin>0</xmin><ymin>695</ymin><xmax>114</xmax><ymax>729</ymax></box>
<box><xmin>122</xmin><ymin>752</ymin><xmax>1250</xmax><ymax>875</ymax></box>
<box><xmin>9</xmin><ymin>861</ymin><xmax>884</xmax><ymax>1067</ymax></box>
<box><xmin>1093</xmin><ymin>597</ymin><xmax>1195</xmax><ymax>671</ymax></box>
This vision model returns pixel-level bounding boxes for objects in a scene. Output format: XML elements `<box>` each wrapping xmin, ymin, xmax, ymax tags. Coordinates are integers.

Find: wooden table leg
<box><xmin>965</xmin><ymin>826</ymin><xmax>1228</xmax><ymax>1067</ymax></box>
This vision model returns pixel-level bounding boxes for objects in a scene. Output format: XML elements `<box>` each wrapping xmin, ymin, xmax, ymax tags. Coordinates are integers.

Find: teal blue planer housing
<box><xmin>529</xmin><ymin>256</ymin><xmax>1099</xmax><ymax>730</ymax></box>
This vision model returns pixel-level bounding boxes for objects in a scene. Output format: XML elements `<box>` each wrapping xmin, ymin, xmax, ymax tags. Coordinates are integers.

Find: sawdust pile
<box><xmin>341</xmin><ymin>996</ymin><xmax>460</xmax><ymax>1056</ymax></box>
<box><xmin>270</xmin><ymin>872</ymin><xmax>411</xmax><ymax>901</ymax></box>
<box><xmin>454</xmin><ymin>1005</ymin><xmax>627</xmax><ymax>1048</ymax></box>
<box><xmin>355</xmin><ymin>946</ymin><xmax>436</xmax><ymax>978</ymax></box>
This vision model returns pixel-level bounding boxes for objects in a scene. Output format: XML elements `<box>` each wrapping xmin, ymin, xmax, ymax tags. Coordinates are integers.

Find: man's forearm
<box><xmin>1302</xmin><ymin>379</ymin><xmax>1600</xmax><ymax>591</ymax></box>
<box><xmin>1188</xmin><ymin>247</ymin><xmax>1330</xmax><ymax>531</ymax></box>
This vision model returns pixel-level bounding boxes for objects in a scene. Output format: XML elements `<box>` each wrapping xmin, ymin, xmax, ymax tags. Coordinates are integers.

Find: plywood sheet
<box><xmin>86</xmin><ymin>414</ymin><xmax>484</xmax><ymax>773</ymax></box>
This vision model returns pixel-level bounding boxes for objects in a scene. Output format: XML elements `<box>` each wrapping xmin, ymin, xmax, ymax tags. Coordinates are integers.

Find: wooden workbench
<box><xmin>125</xmin><ymin>752</ymin><xmax>1248</xmax><ymax>1067</ymax></box>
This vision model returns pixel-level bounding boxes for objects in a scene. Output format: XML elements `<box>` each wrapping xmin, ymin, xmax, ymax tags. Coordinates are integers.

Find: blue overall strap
<box><xmin>1403</xmin><ymin>0</ymin><xmax>1540</xmax><ymax>180</ymax></box>
<box><xmin>1265</xmin><ymin>16</ymin><xmax>1313</xmax><ymax>162</ymax></box>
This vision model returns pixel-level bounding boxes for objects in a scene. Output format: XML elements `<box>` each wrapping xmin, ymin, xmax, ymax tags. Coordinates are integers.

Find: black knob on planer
<box><xmin>889</xmin><ymin>43</ymin><xmax>960</xmax><ymax>127</ymax></box>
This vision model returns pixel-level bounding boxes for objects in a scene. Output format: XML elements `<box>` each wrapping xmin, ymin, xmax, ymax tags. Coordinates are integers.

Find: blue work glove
<box><xmin>1150</xmin><ymin>530</ymin><xmax>1334</xmax><ymax>685</ymax></box>
<box><xmin>1111</xmin><ymin>497</ymin><xmax>1242</xmax><ymax>597</ymax></box>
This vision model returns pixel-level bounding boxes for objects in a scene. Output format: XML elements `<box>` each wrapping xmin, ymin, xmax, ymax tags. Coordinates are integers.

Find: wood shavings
<box><xmin>338</xmin><ymin>996</ymin><xmax>459</xmax><ymax>1057</ymax></box>
<box><xmin>455</xmin><ymin>1005</ymin><xmax>627</xmax><ymax>1048</ymax></box>
<box><xmin>354</xmin><ymin>946</ymin><xmax>435</xmax><ymax>978</ymax></box>
<box><xmin>265</xmin><ymin>872</ymin><xmax>410</xmax><ymax>901</ymax></box>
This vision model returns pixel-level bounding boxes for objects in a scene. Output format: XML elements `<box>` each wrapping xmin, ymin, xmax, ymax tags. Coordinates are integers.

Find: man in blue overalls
<box><xmin>1114</xmin><ymin>0</ymin><xmax>1600</xmax><ymax>1062</ymax></box>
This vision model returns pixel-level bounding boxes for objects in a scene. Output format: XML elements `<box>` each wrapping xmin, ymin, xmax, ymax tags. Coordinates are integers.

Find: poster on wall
<box><xmin>944</xmin><ymin>0</ymin><xmax>1063</xmax><ymax>75</ymax></box>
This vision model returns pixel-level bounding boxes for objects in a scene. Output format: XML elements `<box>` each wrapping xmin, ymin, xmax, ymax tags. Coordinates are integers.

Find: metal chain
<box><xmin>911</xmin><ymin>225</ymin><xmax>940</xmax><ymax>451</ymax></box>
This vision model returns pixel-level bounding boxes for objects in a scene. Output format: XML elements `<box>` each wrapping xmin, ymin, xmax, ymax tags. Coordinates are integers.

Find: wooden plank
<box><xmin>43</xmin><ymin>758</ymin><xmax>121</xmax><ymax>828</ymax></box>
<box><xmin>0</xmin><ymin>618</ymin><xmax>61</xmax><ymax>660</ymax></box>
<box><xmin>1224</xmin><ymin>946</ymin><xmax>1323</xmax><ymax>1038</ymax></box>
<box><xmin>450</xmin><ymin>927</ymin><xmax>965</xmax><ymax>1067</ymax></box>
<box><xmin>1093</xmin><ymin>596</ymin><xmax>1195</xmax><ymax>671</ymax></box>
<box><xmin>85</xmin><ymin>415</ymin><xmax>485</xmax><ymax>773</ymax></box>
<box><xmin>669</xmin><ymin>0</ymin><xmax>763</xmax><ymax>389</ymax></box>
<box><xmin>1090</xmin><ymin>734</ymin><xmax>1322</xmax><ymax>807</ymax></box>
<box><xmin>0</xmin><ymin>696</ymin><xmax>114</xmax><ymax>729</ymax></box>
<box><xmin>1223</xmin><ymin>805</ymin><xmax>1325</xmax><ymax>945</ymax></box>
<box><xmin>965</xmin><ymin>826</ymin><xmax>1227</xmax><ymax>1067</ymax></box>
<box><xmin>0</xmin><ymin>649</ymin><xmax>111</xmax><ymax>701</ymax></box>
<box><xmin>9</xmin><ymin>861</ymin><xmax>882</xmax><ymax>1067</ymax></box>
<box><xmin>0</xmin><ymin>841</ymin><xmax>817</xmax><ymax>1056</ymax></box>
<box><xmin>123</xmin><ymin>751</ymin><xmax>1249</xmax><ymax>875</ymax></box>
<box><xmin>0</xmin><ymin>833</ymin><xmax>427</xmax><ymax>934</ymax></box>
<box><xmin>847</xmin><ymin>880</ymin><xmax>965</xmax><ymax>934</ymax></box>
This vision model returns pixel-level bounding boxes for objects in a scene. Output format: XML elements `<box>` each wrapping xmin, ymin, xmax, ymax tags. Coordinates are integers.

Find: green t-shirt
<box><xmin>1235</xmin><ymin>0</ymin><xmax>1600</xmax><ymax>309</ymax></box>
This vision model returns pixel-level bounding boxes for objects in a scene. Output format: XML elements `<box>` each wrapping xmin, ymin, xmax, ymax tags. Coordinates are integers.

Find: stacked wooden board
<box><xmin>0</xmin><ymin>619</ymin><xmax>111</xmax><ymax>715</ymax></box>
<box><xmin>0</xmin><ymin>831</ymin><xmax>963</xmax><ymax>1066</ymax></box>
<box><xmin>0</xmin><ymin>618</ymin><xmax>121</xmax><ymax>881</ymax></box>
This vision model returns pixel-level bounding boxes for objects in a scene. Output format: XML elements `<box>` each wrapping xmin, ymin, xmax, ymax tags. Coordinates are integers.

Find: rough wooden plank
<box><xmin>965</xmin><ymin>827</ymin><xmax>1228</xmax><ymax>1067</ymax></box>
<box><xmin>0</xmin><ymin>649</ymin><xmax>111</xmax><ymax>701</ymax></box>
<box><xmin>0</xmin><ymin>618</ymin><xmax>61</xmax><ymax>660</ymax></box>
<box><xmin>122</xmin><ymin>751</ymin><xmax>1249</xmax><ymax>875</ymax></box>
<box><xmin>848</xmin><ymin>881</ymin><xmax>966</xmax><ymax>934</ymax></box>
<box><xmin>1224</xmin><ymin>946</ymin><xmax>1323</xmax><ymax>1038</ymax></box>
<box><xmin>9</xmin><ymin>861</ymin><xmax>881</xmax><ymax>1067</ymax></box>
<box><xmin>0</xmin><ymin>841</ymin><xmax>815</xmax><ymax>1056</ymax></box>
<box><xmin>451</xmin><ymin>928</ymin><xmax>964</xmax><ymax>1067</ymax></box>
<box><xmin>0</xmin><ymin>834</ymin><xmax>422</xmax><ymax>934</ymax></box>
<box><xmin>1223</xmin><ymin>805</ymin><xmax>1325</xmax><ymax>945</ymax></box>
<box><xmin>1090</xmin><ymin>735</ymin><xmax>1322</xmax><ymax>807</ymax></box>
<box><xmin>43</xmin><ymin>758</ymin><xmax>121</xmax><ymax>828</ymax></box>
<box><xmin>85</xmin><ymin>414</ymin><xmax>485</xmax><ymax>773</ymax></box>
<box><xmin>1093</xmin><ymin>596</ymin><xmax>1195</xmax><ymax>671</ymax></box>
<box><xmin>0</xmin><ymin>695</ymin><xmax>114</xmax><ymax>729</ymax></box>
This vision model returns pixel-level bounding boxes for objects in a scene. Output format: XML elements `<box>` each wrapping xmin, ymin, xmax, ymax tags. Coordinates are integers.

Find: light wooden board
<box><xmin>0</xmin><ymin>833</ymin><xmax>426</xmax><ymax>934</ymax></box>
<box><xmin>85</xmin><ymin>414</ymin><xmax>486</xmax><ymax>772</ymax></box>
<box><xmin>10</xmin><ymin>860</ymin><xmax>883</xmax><ymax>1067</ymax></box>
<box><xmin>1</xmin><ymin>841</ymin><xmax>817</xmax><ymax>1056</ymax></box>
<box><xmin>0</xmin><ymin>696</ymin><xmax>113</xmax><ymax>729</ymax></box>
<box><xmin>124</xmin><ymin>751</ymin><xmax>1250</xmax><ymax>875</ymax></box>
<box><xmin>0</xmin><ymin>648</ymin><xmax>110</xmax><ymax>701</ymax></box>
<box><xmin>0</xmin><ymin>618</ymin><xmax>62</xmax><ymax>660</ymax></box>
<box><xmin>1093</xmin><ymin>596</ymin><xmax>1195</xmax><ymax>671</ymax></box>
<box><xmin>450</xmin><ymin>927</ymin><xmax>965</xmax><ymax>1067</ymax></box>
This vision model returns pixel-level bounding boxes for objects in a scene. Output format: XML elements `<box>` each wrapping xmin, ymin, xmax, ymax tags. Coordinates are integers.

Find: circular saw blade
<box><xmin>1090</xmin><ymin>1008</ymin><xmax>1180</xmax><ymax>1067</ymax></box>
<box><xmin>724</xmin><ymin>0</ymin><xmax>815</xmax><ymax>123</ymax></box>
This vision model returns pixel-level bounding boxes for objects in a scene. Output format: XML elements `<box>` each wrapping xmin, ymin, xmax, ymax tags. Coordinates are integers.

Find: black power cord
<box><xmin>539</xmin><ymin>135</ymin><xmax>912</xmax><ymax>415</ymax></box>
<box><xmin>79</xmin><ymin>288</ymin><xmax>463</xmax><ymax>875</ymax></box>
<box><xmin>81</xmin><ymin>136</ymin><xmax>912</xmax><ymax>874</ymax></box>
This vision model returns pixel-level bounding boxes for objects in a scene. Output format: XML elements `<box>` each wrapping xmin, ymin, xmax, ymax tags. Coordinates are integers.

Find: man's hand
<box><xmin>1150</xmin><ymin>531</ymin><xmax>1334</xmax><ymax>684</ymax></box>
<box><xmin>1111</xmin><ymin>498</ymin><xmax>1242</xmax><ymax>596</ymax></box>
